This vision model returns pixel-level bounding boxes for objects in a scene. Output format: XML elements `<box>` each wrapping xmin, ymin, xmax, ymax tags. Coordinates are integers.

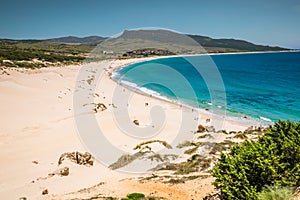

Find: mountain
<box><xmin>105</xmin><ymin>30</ymin><xmax>288</xmax><ymax>53</ymax></box>
<box><xmin>46</xmin><ymin>36</ymin><xmax>106</xmax><ymax>43</ymax></box>
<box><xmin>187</xmin><ymin>34</ymin><xmax>285</xmax><ymax>51</ymax></box>
<box><xmin>0</xmin><ymin>31</ymin><xmax>288</xmax><ymax>52</ymax></box>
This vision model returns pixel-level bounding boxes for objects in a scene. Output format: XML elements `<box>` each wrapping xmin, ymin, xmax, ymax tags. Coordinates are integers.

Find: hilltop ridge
<box><xmin>0</xmin><ymin>30</ymin><xmax>289</xmax><ymax>68</ymax></box>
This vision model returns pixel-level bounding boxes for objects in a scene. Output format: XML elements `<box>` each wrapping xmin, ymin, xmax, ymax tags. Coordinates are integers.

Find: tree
<box><xmin>212</xmin><ymin>120</ymin><xmax>300</xmax><ymax>199</ymax></box>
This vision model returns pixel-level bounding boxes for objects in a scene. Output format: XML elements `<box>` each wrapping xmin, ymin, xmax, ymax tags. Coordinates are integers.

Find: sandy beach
<box><xmin>0</xmin><ymin>57</ymin><xmax>251</xmax><ymax>199</ymax></box>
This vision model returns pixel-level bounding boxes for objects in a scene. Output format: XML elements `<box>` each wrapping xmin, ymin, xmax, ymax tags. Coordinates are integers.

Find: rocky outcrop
<box><xmin>42</xmin><ymin>189</ymin><xmax>48</xmax><ymax>195</ymax></box>
<box><xmin>58</xmin><ymin>151</ymin><xmax>94</xmax><ymax>166</ymax></box>
<box><xmin>197</xmin><ymin>124</ymin><xmax>207</xmax><ymax>133</ymax></box>
<box><xmin>58</xmin><ymin>166</ymin><xmax>69</xmax><ymax>176</ymax></box>
<box><xmin>94</xmin><ymin>103</ymin><xmax>107</xmax><ymax>112</ymax></box>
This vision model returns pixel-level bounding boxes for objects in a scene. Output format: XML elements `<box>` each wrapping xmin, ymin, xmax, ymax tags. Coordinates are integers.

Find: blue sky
<box><xmin>1</xmin><ymin>0</ymin><xmax>299</xmax><ymax>48</ymax></box>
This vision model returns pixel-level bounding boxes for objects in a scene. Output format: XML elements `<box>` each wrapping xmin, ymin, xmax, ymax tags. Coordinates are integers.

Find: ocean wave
<box><xmin>138</xmin><ymin>87</ymin><xmax>161</xmax><ymax>97</ymax></box>
<box><xmin>117</xmin><ymin>79</ymin><xmax>272</xmax><ymax>127</ymax></box>
<box><xmin>119</xmin><ymin>80</ymin><xmax>138</xmax><ymax>88</ymax></box>
<box><xmin>118</xmin><ymin>80</ymin><xmax>167</xmax><ymax>100</ymax></box>
<box><xmin>117</xmin><ymin>79</ymin><xmax>266</xmax><ymax>127</ymax></box>
<box><xmin>111</xmin><ymin>70</ymin><xmax>121</xmax><ymax>79</ymax></box>
<box><xmin>259</xmin><ymin>116</ymin><xmax>272</xmax><ymax>122</ymax></box>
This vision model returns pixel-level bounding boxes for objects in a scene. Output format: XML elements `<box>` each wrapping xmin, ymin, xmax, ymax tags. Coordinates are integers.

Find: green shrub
<box><xmin>212</xmin><ymin>120</ymin><xmax>300</xmax><ymax>200</ymax></box>
<box><xmin>257</xmin><ymin>185</ymin><xmax>293</xmax><ymax>200</ymax></box>
<box><xmin>127</xmin><ymin>193</ymin><xmax>145</xmax><ymax>199</ymax></box>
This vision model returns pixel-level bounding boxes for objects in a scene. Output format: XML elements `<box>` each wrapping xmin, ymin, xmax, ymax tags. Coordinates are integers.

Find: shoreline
<box><xmin>113</xmin><ymin>49</ymin><xmax>300</xmax><ymax>62</ymax></box>
<box><xmin>108</xmin><ymin>55</ymin><xmax>271</xmax><ymax>128</ymax></box>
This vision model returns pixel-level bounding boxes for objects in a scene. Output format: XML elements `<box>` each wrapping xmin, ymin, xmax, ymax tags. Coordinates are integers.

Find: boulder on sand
<box><xmin>42</xmin><ymin>189</ymin><xmax>48</xmax><ymax>195</ymax></box>
<box><xmin>58</xmin><ymin>166</ymin><xmax>69</xmax><ymax>176</ymax></box>
<box><xmin>197</xmin><ymin>124</ymin><xmax>207</xmax><ymax>133</ymax></box>
<box><xmin>94</xmin><ymin>103</ymin><xmax>107</xmax><ymax>112</ymax></box>
<box><xmin>58</xmin><ymin>151</ymin><xmax>94</xmax><ymax>166</ymax></box>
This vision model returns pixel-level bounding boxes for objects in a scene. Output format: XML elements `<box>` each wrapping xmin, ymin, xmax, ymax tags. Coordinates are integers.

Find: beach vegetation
<box><xmin>158</xmin><ymin>154</ymin><xmax>212</xmax><ymax>174</ymax></box>
<box><xmin>184</xmin><ymin>146</ymin><xmax>199</xmax><ymax>155</ymax></box>
<box><xmin>126</xmin><ymin>193</ymin><xmax>145</xmax><ymax>199</ymax></box>
<box><xmin>175</xmin><ymin>155</ymin><xmax>212</xmax><ymax>174</ymax></box>
<box><xmin>121</xmin><ymin>193</ymin><xmax>165</xmax><ymax>200</ymax></box>
<box><xmin>212</xmin><ymin>120</ymin><xmax>300</xmax><ymax>199</ymax></box>
<box><xmin>147</xmin><ymin>153</ymin><xmax>178</xmax><ymax>162</ymax></box>
<box><xmin>109</xmin><ymin>152</ymin><xmax>146</xmax><ymax>170</ymax></box>
<box><xmin>217</xmin><ymin>129</ymin><xmax>229</xmax><ymax>134</ymax></box>
<box><xmin>176</xmin><ymin>140</ymin><xmax>195</xmax><ymax>148</ymax></box>
<box><xmin>134</xmin><ymin>140</ymin><xmax>172</xmax><ymax>150</ymax></box>
<box><xmin>110</xmin><ymin>140</ymin><xmax>174</xmax><ymax>170</ymax></box>
<box><xmin>257</xmin><ymin>185</ymin><xmax>294</xmax><ymax>200</ymax></box>
<box><xmin>155</xmin><ymin>154</ymin><xmax>213</xmax><ymax>174</ymax></box>
<box><xmin>167</xmin><ymin>178</ymin><xmax>185</xmax><ymax>184</ymax></box>
<box><xmin>197</xmin><ymin>133</ymin><xmax>213</xmax><ymax>139</ymax></box>
<box><xmin>233</xmin><ymin>132</ymin><xmax>248</xmax><ymax>139</ymax></box>
<box><xmin>0</xmin><ymin>40</ymin><xmax>92</xmax><ymax>68</ymax></box>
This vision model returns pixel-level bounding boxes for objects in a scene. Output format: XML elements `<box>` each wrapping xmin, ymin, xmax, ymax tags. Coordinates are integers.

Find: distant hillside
<box><xmin>0</xmin><ymin>31</ymin><xmax>288</xmax><ymax>51</ymax></box>
<box><xmin>46</xmin><ymin>36</ymin><xmax>106</xmax><ymax>43</ymax></box>
<box><xmin>98</xmin><ymin>29</ymin><xmax>288</xmax><ymax>53</ymax></box>
<box><xmin>98</xmin><ymin>30</ymin><xmax>288</xmax><ymax>54</ymax></box>
<box><xmin>0</xmin><ymin>30</ymin><xmax>290</xmax><ymax>68</ymax></box>
<box><xmin>187</xmin><ymin>34</ymin><xmax>286</xmax><ymax>51</ymax></box>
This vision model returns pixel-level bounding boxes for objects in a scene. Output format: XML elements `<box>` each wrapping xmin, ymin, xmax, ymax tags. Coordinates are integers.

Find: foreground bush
<box><xmin>257</xmin><ymin>185</ymin><xmax>293</xmax><ymax>200</ymax></box>
<box><xmin>212</xmin><ymin>120</ymin><xmax>300</xmax><ymax>199</ymax></box>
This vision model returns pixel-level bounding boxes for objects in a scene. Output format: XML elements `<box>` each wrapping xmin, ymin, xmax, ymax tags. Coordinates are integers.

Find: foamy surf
<box><xmin>259</xmin><ymin>116</ymin><xmax>272</xmax><ymax>122</ymax></box>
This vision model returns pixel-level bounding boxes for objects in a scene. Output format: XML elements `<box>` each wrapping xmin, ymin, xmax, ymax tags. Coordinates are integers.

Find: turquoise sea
<box><xmin>112</xmin><ymin>52</ymin><xmax>300</xmax><ymax>123</ymax></box>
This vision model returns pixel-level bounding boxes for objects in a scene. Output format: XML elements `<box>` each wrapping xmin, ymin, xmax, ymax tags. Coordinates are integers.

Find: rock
<box><xmin>203</xmin><ymin>192</ymin><xmax>221</xmax><ymax>200</ymax></box>
<box><xmin>58</xmin><ymin>166</ymin><xmax>69</xmax><ymax>176</ymax></box>
<box><xmin>42</xmin><ymin>189</ymin><xmax>48</xmax><ymax>195</ymax></box>
<box><xmin>133</xmin><ymin>119</ymin><xmax>139</xmax><ymax>126</ymax></box>
<box><xmin>32</xmin><ymin>160</ymin><xmax>38</xmax><ymax>164</ymax></box>
<box><xmin>47</xmin><ymin>173</ymin><xmax>55</xmax><ymax>178</ymax></box>
<box><xmin>197</xmin><ymin>124</ymin><xmax>207</xmax><ymax>133</ymax></box>
<box><xmin>58</xmin><ymin>151</ymin><xmax>94</xmax><ymax>166</ymax></box>
<box><xmin>95</xmin><ymin>103</ymin><xmax>107</xmax><ymax>111</ymax></box>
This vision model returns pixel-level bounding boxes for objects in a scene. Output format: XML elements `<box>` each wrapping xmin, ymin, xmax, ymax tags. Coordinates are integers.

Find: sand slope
<box><xmin>0</xmin><ymin>59</ymin><xmax>249</xmax><ymax>199</ymax></box>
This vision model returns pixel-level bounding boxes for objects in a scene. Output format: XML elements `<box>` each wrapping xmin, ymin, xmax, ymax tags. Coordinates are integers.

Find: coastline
<box><xmin>108</xmin><ymin>55</ymin><xmax>271</xmax><ymax>128</ymax></box>
<box><xmin>0</xmin><ymin>56</ymin><xmax>259</xmax><ymax>199</ymax></box>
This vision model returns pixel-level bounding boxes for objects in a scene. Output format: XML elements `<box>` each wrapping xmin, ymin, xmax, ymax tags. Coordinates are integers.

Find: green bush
<box><xmin>126</xmin><ymin>193</ymin><xmax>145</xmax><ymax>199</ymax></box>
<box><xmin>212</xmin><ymin>120</ymin><xmax>300</xmax><ymax>199</ymax></box>
<box><xmin>257</xmin><ymin>185</ymin><xmax>293</xmax><ymax>200</ymax></box>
